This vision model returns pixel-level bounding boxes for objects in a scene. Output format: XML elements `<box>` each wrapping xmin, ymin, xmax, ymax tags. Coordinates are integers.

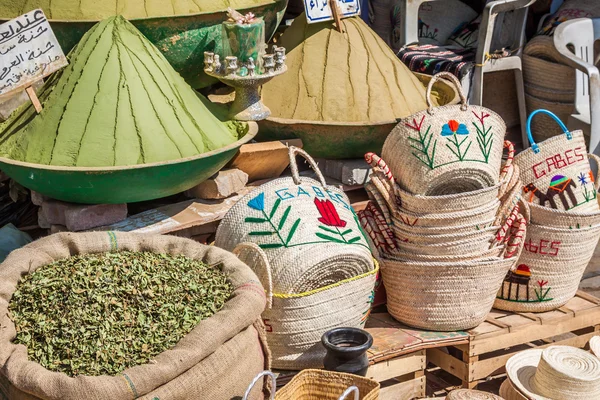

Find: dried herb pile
<box><xmin>9</xmin><ymin>251</ymin><xmax>233</xmax><ymax>377</ymax></box>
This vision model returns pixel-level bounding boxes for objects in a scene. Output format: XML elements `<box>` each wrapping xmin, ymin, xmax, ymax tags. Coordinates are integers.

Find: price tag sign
<box><xmin>303</xmin><ymin>0</ymin><xmax>360</xmax><ymax>23</ymax></box>
<box><xmin>0</xmin><ymin>9</ymin><xmax>67</xmax><ymax>99</ymax></box>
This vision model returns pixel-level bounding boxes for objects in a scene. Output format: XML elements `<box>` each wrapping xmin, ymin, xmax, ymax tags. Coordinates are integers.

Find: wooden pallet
<box><xmin>364</xmin><ymin>312</ymin><xmax>471</xmax><ymax>399</ymax></box>
<box><xmin>427</xmin><ymin>291</ymin><xmax>600</xmax><ymax>389</ymax></box>
<box><xmin>366</xmin><ymin>350</ymin><xmax>426</xmax><ymax>400</ymax></box>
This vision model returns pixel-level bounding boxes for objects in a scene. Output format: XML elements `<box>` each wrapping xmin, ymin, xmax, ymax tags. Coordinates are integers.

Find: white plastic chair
<box><xmin>397</xmin><ymin>0</ymin><xmax>534</xmax><ymax>146</ymax></box>
<box><xmin>553</xmin><ymin>17</ymin><xmax>600</xmax><ymax>155</ymax></box>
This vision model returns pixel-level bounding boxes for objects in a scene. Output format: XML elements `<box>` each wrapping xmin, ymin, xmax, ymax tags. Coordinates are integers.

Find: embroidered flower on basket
<box><xmin>247</xmin><ymin>193</ymin><xmax>265</xmax><ymax>211</ymax></box>
<box><xmin>441</xmin><ymin>120</ymin><xmax>469</xmax><ymax>136</ymax></box>
<box><xmin>314</xmin><ymin>198</ymin><xmax>347</xmax><ymax>227</ymax></box>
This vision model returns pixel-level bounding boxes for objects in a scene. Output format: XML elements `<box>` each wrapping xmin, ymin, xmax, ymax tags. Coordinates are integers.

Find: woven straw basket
<box><xmin>386</xmin><ymin>247</ymin><xmax>504</xmax><ymax>263</ymax></box>
<box><xmin>382</xmin><ymin>72</ymin><xmax>505</xmax><ymax>196</ymax></box>
<box><xmin>216</xmin><ymin>147</ymin><xmax>374</xmax><ymax>294</ymax></box>
<box><xmin>516</xmin><ymin>110</ymin><xmax>599</xmax><ymax>213</ymax></box>
<box><xmin>381</xmin><ymin>255</ymin><xmax>519</xmax><ymax>331</ymax></box>
<box><xmin>364</xmin><ymin>151</ymin><xmax>508</xmax><ymax>214</ymax></box>
<box><xmin>244</xmin><ymin>370</ymin><xmax>380</xmax><ymax>400</ymax></box>
<box><xmin>495</xmin><ymin>222</ymin><xmax>600</xmax><ymax>312</ymax></box>
<box><xmin>522</xmin><ymin>53</ymin><xmax>575</xmax><ymax>103</ymax></box>
<box><xmin>394</xmin><ymin>235</ymin><xmax>497</xmax><ymax>257</ymax></box>
<box><xmin>216</xmin><ymin>147</ymin><xmax>377</xmax><ymax>369</ymax></box>
<box><xmin>392</xmin><ymin>199</ymin><xmax>500</xmax><ymax>229</ymax></box>
<box><xmin>446</xmin><ymin>389</ymin><xmax>504</xmax><ymax>400</ymax></box>
<box><xmin>529</xmin><ymin>201</ymin><xmax>600</xmax><ymax>228</ymax></box>
<box><xmin>232</xmin><ymin>242</ymin><xmax>377</xmax><ymax>370</ymax></box>
<box><xmin>393</xmin><ymin>218</ymin><xmax>496</xmax><ymax>236</ymax></box>
<box><xmin>393</xmin><ymin>225</ymin><xmax>499</xmax><ymax>246</ymax></box>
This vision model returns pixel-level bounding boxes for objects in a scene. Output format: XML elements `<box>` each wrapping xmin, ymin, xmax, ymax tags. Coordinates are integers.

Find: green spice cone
<box><xmin>2</xmin><ymin>16</ymin><xmax>238</xmax><ymax>167</ymax></box>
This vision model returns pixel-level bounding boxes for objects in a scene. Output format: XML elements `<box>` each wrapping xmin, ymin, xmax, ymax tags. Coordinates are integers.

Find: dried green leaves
<box><xmin>9</xmin><ymin>251</ymin><xmax>233</xmax><ymax>377</ymax></box>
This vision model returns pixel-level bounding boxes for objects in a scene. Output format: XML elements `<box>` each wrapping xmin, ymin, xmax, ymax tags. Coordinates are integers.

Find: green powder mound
<box><xmin>0</xmin><ymin>0</ymin><xmax>276</xmax><ymax>20</ymax></box>
<box><xmin>261</xmin><ymin>15</ymin><xmax>430</xmax><ymax>123</ymax></box>
<box><xmin>0</xmin><ymin>16</ymin><xmax>239</xmax><ymax>167</ymax></box>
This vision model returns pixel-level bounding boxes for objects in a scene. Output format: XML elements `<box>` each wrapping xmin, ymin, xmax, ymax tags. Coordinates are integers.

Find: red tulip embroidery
<box><xmin>314</xmin><ymin>198</ymin><xmax>362</xmax><ymax>244</ymax></box>
<box><xmin>315</xmin><ymin>198</ymin><xmax>347</xmax><ymax>227</ymax></box>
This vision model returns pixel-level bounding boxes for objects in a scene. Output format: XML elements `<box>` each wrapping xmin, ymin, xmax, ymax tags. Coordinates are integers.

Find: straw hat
<box><xmin>446</xmin><ymin>388</ymin><xmax>504</xmax><ymax>399</ymax></box>
<box><xmin>590</xmin><ymin>336</ymin><xmax>600</xmax><ymax>359</ymax></box>
<box><xmin>506</xmin><ymin>346</ymin><xmax>600</xmax><ymax>400</ymax></box>
<box><xmin>499</xmin><ymin>379</ymin><xmax>527</xmax><ymax>400</ymax></box>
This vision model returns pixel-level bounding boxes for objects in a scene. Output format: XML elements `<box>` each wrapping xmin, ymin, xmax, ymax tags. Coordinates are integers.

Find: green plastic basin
<box><xmin>0</xmin><ymin>123</ymin><xmax>258</xmax><ymax>204</ymax></box>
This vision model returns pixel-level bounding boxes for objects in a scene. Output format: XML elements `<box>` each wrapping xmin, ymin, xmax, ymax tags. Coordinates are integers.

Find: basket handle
<box><xmin>338</xmin><ymin>386</ymin><xmax>359</xmax><ymax>400</ymax></box>
<box><xmin>588</xmin><ymin>153</ymin><xmax>600</xmax><ymax>191</ymax></box>
<box><xmin>364</xmin><ymin>152</ymin><xmax>395</xmax><ymax>186</ymax></box>
<box><xmin>526</xmin><ymin>109</ymin><xmax>571</xmax><ymax>154</ymax></box>
<box><xmin>288</xmin><ymin>146</ymin><xmax>327</xmax><ymax>187</ymax></box>
<box><xmin>426</xmin><ymin>72</ymin><xmax>468</xmax><ymax>114</ymax></box>
<box><xmin>501</xmin><ymin>140</ymin><xmax>515</xmax><ymax>175</ymax></box>
<box><xmin>503</xmin><ymin>214</ymin><xmax>527</xmax><ymax>259</ymax></box>
<box><xmin>493</xmin><ymin>202</ymin><xmax>520</xmax><ymax>246</ymax></box>
<box><xmin>243</xmin><ymin>370</ymin><xmax>277</xmax><ymax>400</ymax></box>
<box><xmin>232</xmin><ymin>242</ymin><xmax>274</xmax><ymax>309</ymax></box>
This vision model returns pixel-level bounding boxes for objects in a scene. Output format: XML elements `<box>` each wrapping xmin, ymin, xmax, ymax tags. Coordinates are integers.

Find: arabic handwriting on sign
<box><xmin>321</xmin><ymin>0</ymin><xmax>328</xmax><ymax>11</ymax></box>
<box><xmin>0</xmin><ymin>44</ymin><xmax>15</xmax><ymax>55</ymax></box>
<box><xmin>0</xmin><ymin>25</ymin><xmax>14</xmax><ymax>42</ymax></box>
<box><xmin>0</xmin><ymin>9</ymin><xmax>47</xmax><ymax>45</ymax></box>
<box><xmin>17</xmin><ymin>25</ymin><xmax>48</xmax><ymax>44</ymax></box>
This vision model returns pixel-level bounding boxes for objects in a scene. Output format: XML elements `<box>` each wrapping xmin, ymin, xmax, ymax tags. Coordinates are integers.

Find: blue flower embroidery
<box><xmin>578</xmin><ymin>172</ymin><xmax>588</xmax><ymax>186</ymax></box>
<box><xmin>441</xmin><ymin>120</ymin><xmax>469</xmax><ymax>136</ymax></box>
<box><xmin>247</xmin><ymin>193</ymin><xmax>265</xmax><ymax>211</ymax></box>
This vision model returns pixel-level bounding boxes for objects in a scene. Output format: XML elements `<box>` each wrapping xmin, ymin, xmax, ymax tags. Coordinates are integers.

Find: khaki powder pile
<box><xmin>0</xmin><ymin>0</ymin><xmax>277</xmax><ymax>20</ymax></box>
<box><xmin>0</xmin><ymin>16</ymin><xmax>240</xmax><ymax>167</ymax></box>
<box><xmin>261</xmin><ymin>15</ymin><xmax>429</xmax><ymax>123</ymax></box>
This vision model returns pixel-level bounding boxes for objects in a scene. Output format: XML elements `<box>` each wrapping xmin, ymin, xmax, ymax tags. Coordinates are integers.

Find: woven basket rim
<box><xmin>271</xmin><ymin>261</ymin><xmax>379</xmax><ymax>299</ymax></box>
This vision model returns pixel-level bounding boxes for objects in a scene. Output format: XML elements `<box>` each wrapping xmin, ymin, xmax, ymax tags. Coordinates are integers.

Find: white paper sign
<box><xmin>0</xmin><ymin>9</ymin><xmax>67</xmax><ymax>99</ymax></box>
<box><xmin>303</xmin><ymin>0</ymin><xmax>361</xmax><ymax>24</ymax></box>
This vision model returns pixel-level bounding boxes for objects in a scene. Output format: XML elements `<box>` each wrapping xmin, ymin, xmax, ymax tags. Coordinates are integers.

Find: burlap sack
<box><xmin>495</xmin><ymin>222</ymin><xmax>600</xmax><ymax>312</ymax></box>
<box><xmin>215</xmin><ymin>147</ymin><xmax>374</xmax><ymax>294</ymax></box>
<box><xmin>383</xmin><ymin>72</ymin><xmax>506</xmax><ymax>196</ymax></box>
<box><xmin>0</xmin><ymin>232</ymin><xmax>269</xmax><ymax>400</ymax></box>
<box><xmin>516</xmin><ymin>109</ymin><xmax>599</xmax><ymax>213</ymax></box>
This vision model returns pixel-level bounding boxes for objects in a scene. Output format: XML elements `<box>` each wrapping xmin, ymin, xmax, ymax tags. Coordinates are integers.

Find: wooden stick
<box><xmin>329</xmin><ymin>0</ymin><xmax>343</xmax><ymax>32</ymax></box>
<box><xmin>25</xmin><ymin>85</ymin><xmax>42</xmax><ymax>113</ymax></box>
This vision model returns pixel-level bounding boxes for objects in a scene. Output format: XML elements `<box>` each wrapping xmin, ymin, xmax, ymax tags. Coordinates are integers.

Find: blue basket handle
<box><xmin>527</xmin><ymin>109</ymin><xmax>571</xmax><ymax>154</ymax></box>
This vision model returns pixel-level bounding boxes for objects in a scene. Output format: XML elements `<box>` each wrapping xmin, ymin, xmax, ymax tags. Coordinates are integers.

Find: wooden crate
<box><xmin>366</xmin><ymin>350</ymin><xmax>426</xmax><ymax>400</ymax></box>
<box><xmin>427</xmin><ymin>291</ymin><xmax>600</xmax><ymax>389</ymax></box>
<box><xmin>364</xmin><ymin>312</ymin><xmax>470</xmax><ymax>399</ymax></box>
